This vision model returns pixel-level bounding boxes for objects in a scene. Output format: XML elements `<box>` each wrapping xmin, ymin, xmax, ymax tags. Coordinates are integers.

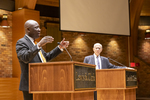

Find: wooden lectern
<box><xmin>29</xmin><ymin>61</ymin><xmax>96</xmax><ymax>100</ymax></box>
<box><xmin>96</xmin><ymin>69</ymin><xmax>137</xmax><ymax>100</ymax></box>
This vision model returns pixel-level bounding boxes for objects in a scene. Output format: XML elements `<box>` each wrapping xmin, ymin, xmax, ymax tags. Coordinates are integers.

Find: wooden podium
<box><xmin>29</xmin><ymin>61</ymin><xmax>96</xmax><ymax>100</ymax></box>
<box><xmin>96</xmin><ymin>69</ymin><xmax>137</xmax><ymax>100</ymax></box>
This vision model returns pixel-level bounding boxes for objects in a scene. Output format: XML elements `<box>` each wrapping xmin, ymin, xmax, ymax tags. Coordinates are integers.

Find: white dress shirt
<box><xmin>94</xmin><ymin>54</ymin><xmax>102</xmax><ymax>69</ymax></box>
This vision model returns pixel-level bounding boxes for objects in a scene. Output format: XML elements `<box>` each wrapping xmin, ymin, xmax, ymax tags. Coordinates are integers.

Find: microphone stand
<box><xmin>57</xmin><ymin>42</ymin><xmax>73</xmax><ymax>61</ymax></box>
<box><xmin>108</xmin><ymin>57</ymin><xmax>134</xmax><ymax>69</ymax></box>
<box><xmin>64</xmin><ymin>47</ymin><xmax>73</xmax><ymax>61</ymax></box>
<box><xmin>108</xmin><ymin>57</ymin><xmax>126</xmax><ymax>67</ymax></box>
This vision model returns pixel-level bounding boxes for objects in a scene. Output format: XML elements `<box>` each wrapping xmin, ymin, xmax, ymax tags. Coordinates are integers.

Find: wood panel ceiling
<box><xmin>140</xmin><ymin>0</ymin><xmax>150</xmax><ymax>16</ymax></box>
<box><xmin>139</xmin><ymin>0</ymin><xmax>150</xmax><ymax>30</ymax></box>
<box><xmin>36</xmin><ymin>0</ymin><xmax>150</xmax><ymax>16</ymax></box>
<box><xmin>14</xmin><ymin>0</ymin><xmax>150</xmax><ymax>16</ymax></box>
<box><xmin>36</xmin><ymin>0</ymin><xmax>59</xmax><ymax>7</ymax></box>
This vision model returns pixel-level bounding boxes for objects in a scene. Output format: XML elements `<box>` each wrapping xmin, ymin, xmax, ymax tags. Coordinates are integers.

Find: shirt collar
<box><xmin>94</xmin><ymin>53</ymin><xmax>100</xmax><ymax>58</ymax></box>
<box><xmin>25</xmin><ymin>34</ymin><xmax>34</xmax><ymax>42</ymax></box>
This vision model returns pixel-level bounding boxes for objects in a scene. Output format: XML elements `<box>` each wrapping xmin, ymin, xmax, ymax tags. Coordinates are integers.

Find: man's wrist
<box><xmin>58</xmin><ymin>45</ymin><xmax>63</xmax><ymax>51</ymax></box>
<box><xmin>37</xmin><ymin>43</ymin><xmax>41</xmax><ymax>49</ymax></box>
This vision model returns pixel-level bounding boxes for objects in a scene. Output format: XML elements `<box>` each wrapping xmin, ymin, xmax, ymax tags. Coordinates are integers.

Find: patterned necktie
<box><xmin>97</xmin><ymin>56</ymin><xmax>100</xmax><ymax>69</ymax></box>
<box><xmin>34</xmin><ymin>41</ymin><xmax>46</xmax><ymax>63</ymax></box>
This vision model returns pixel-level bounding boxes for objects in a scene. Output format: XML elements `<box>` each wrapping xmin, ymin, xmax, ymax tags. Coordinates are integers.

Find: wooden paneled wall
<box><xmin>0</xmin><ymin>78</ymin><xmax>19</xmax><ymax>100</ymax></box>
<box><xmin>12</xmin><ymin>9</ymin><xmax>40</xmax><ymax>77</ymax></box>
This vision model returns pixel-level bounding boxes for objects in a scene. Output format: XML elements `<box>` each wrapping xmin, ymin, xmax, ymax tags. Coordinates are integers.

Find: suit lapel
<box><xmin>24</xmin><ymin>35</ymin><xmax>42</xmax><ymax>62</ymax></box>
<box><xmin>92</xmin><ymin>55</ymin><xmax>95</xmax><ymax>65</ymax></box>
<box><xmin>24</xmin><ymin>35</ymin><xmax>34</xmax><ymax>48</ymax></box>
<box><xmin>101</xmin><ymin>56</ymin><xmax>103</xmax><ymax>69</ymax></box>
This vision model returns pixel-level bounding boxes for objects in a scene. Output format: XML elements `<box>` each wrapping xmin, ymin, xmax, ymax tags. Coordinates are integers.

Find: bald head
<box><xmin>24</xmin><ymin>20</ymin><xmax>41</xmax><ymax>39</ymax></box>
<box><xmin>24</xmin><ymin>20</ymin><xmax>37</xmax><ymax>32</ymax></box>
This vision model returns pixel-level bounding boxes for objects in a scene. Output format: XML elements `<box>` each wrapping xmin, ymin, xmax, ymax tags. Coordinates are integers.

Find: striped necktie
<box><xmin>34</xmin><ymin>41</ymin><xmax>46</xmax><ymax>63</ymax></box>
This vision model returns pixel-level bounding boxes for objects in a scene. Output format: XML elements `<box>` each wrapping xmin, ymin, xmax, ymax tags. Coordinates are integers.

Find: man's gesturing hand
<box><xmin>37</xmin><ymin>36</ymin><xmax>54</xmax><ymax>47</ymax></box>
<box><xmin>59</xmin><ymin>38</ymin><xmax>69</xmax><ymax>49</ymax></box>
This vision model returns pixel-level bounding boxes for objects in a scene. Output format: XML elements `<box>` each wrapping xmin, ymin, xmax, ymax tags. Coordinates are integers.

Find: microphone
<box><xmin>57</xmin><ymin>42</ymin><xmax>73</xmax><ymax>61</ymax></box>
<box><xmin>107</xmin><ymin>57</ymin><xmax>126</xmax><ymax>67</ymax></box>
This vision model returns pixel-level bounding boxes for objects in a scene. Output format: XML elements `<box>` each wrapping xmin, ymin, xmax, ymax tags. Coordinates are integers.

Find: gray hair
<box><xmin>93</xmin><ymin>43</ymin><xmax>102</xmax><ymax>48</ymax></box>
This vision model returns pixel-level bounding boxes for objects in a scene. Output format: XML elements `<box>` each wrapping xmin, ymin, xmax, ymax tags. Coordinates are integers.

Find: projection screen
<box><xmin>60</xmin><ymin>0</ymin><xmax>130</xmax><ymax>35</ymax></box>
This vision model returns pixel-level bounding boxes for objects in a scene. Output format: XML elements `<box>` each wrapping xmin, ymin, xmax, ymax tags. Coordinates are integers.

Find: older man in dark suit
<box><xmin>16</xmin><ymin>20</ymin><xmax>69</xmax><ymax>100</ymax></box>
<box><xmin>84</xmin><ymin>43</ymin><xmax>120</xmax><ymax>69</ymax></box>
<box><xmin>84</xmin><ymin>43</ymin><xmax>128</xmax><ymax>100</ymax></box>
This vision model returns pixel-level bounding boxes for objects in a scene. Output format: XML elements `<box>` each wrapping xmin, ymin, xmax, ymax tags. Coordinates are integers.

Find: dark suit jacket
<box><xmin>16</xmin><ymin>35</ymin><xmax>62</xmax><ymax>91</ymax></box>
<box><xmin>84</xmin><ymin>55</ymin><xmax>120</xmax><ymax>69</ymax></box>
